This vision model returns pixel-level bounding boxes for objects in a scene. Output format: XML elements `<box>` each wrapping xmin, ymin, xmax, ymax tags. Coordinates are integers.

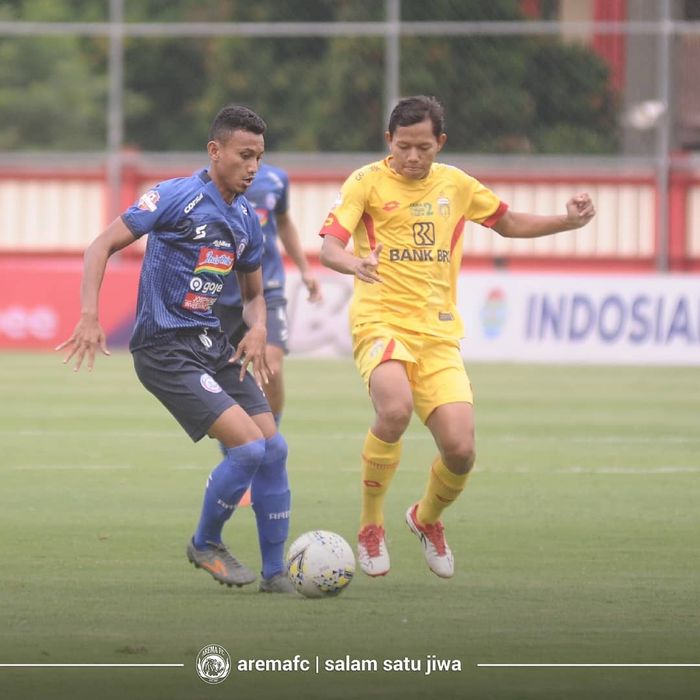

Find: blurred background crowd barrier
<box><xmin>1</xmin><ymin>0</ymin><xmax>699</xmax><ymax>359</ymax></box>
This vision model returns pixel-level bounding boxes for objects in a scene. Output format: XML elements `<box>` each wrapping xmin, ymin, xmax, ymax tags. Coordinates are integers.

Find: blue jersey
<box><xmin>123</xmin><ymin>168</ymin><xmax>263</xmax><ymax>351</ymax></box>
<box><xmin>216</xmin><ymin>163</ymin><xmax>288</xmax><ymax>307</ymax></box>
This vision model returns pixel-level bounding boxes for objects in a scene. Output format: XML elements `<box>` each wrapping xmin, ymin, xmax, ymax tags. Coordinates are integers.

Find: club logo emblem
<box><xmin>195</xmin><ymin>644</ymin><xmax>231</xmax><ymax>684</ymax></box>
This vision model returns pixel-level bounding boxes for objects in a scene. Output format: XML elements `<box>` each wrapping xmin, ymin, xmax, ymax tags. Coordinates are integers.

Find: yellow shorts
<box><xmin>352</xmin><ymin>325</ymin><xmax>473</xmax><ymax>423</ymax></box>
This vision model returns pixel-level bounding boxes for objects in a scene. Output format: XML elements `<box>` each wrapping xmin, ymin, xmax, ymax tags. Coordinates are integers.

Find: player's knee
<box><xmin>442</xmin><ymin>441</ymin><xmax>476</xmax><ymax>475</ymax></box>
<box><xmin>224</xmin><ymin>438</ymin><xmax>266</xmax><ymax>472</ymax></box>
<box><xmin>264</xmin><ymin>431</ymin><xmax>288</xmax><ymax>466</ymax></box>
<box><xmin>376</xmin><ymin>401</ymin><xmax>412</xmax><ymax>433</ymax></box>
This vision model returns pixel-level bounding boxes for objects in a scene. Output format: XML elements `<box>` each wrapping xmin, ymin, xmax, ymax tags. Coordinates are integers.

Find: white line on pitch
<box><xmin>0</xmin><ymin>664</ymin><xmax>184</xmax><ymax>668</ymax></box>
<box><xmin>477</xmin><ymin>664</ymin><xmax>700</xmax><ymax>668</ymax></box>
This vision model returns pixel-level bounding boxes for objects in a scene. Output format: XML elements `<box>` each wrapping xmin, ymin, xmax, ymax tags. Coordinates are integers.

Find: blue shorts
<box><xmin>132</xmin><ymin>328</ymin><xmax>271</xmax><ymax>442</ymax></box>
<box><xmin>214</xmin><ymin>298</ymin><xmax>289</xmax><ymax>354</ymax></box>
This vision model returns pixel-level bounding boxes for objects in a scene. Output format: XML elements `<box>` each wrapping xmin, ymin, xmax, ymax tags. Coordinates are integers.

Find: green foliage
<box><xmin>0</xmin><ymin>0</ymin><xmax>619</xmax><ymax>154</ymax></box>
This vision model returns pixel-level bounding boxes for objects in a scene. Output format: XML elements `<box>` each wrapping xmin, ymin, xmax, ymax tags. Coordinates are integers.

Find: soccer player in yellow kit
<box><xmin>319</xmin><ymin>95</ymin><xmax>596</xmax><ymax>579</ymax></box>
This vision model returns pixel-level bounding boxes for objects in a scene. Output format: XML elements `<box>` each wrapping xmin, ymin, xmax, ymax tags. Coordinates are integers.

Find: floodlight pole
<box><xmin>107</xmin><ymin>0</ymin><xmax>125</xmax><ymax>222</ymax></box>
<box><xmin>655</xmin><ymin>0</ymin><xmax>672</xmax><ymax>272</ymax></box>
<box><xmin>384</xmin><ymin>0</ymin><xmax>401</xmax><ymax>125</ymax></box>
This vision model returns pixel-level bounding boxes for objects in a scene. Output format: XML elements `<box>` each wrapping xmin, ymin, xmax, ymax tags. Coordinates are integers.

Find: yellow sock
<box><xmin>416</xmin><ymin>456</ymin><xmax>469</xmax><ymax>525</ymax></box>
<box><xmin>360</xmin><ymin>430</ymin><xmax>401</xmax><ymax>528</ymax></box>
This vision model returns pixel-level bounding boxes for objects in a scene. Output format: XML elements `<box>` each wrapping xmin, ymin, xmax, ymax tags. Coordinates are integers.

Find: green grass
<box><xmin>1</xmin><ymin>353</ymin><xmax>699</xmax><ymax>700</ymax></box>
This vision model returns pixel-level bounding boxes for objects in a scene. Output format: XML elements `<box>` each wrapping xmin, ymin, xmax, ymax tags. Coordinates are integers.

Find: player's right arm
<box><xmin>319</xmin><ymin>235</ymin><xmax>383</xmax><ymax>284</ymax></box>
<box><xmin>318</xmin><ymin>168</ymin><xmax>382</xmax><ymax>283</ymax></box>
<box><xmin>57</xmin><ymin>217</ymin><xmax>136</xmax><ymax>371</ymax></box>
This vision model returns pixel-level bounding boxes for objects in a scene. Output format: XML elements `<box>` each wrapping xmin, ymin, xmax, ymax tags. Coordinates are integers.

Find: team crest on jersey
<box><xmin>194</xmin><ymin>247</ymin><xmax>235</xmax><ymax>275</ymax></box>
<box><xmin>138</xmin><ymin>189</ymin><xmax>160</xmax><ymax>212</ymax></box>
<box><xmin>438</xmin><ymin>194</ymin><xmax>450</xmax><ymax>218</ymax></box>
<box><xmin>383</xmin><ymin>201</ymin><xmax>400</xmax><ymax>212</ymax></box>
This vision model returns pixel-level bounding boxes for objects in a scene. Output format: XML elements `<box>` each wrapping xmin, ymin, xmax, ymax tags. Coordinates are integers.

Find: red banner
<box><xmin>0</xmin><ymin>256</ymin><xmax>140</xmax><ymax>350</ymax></box>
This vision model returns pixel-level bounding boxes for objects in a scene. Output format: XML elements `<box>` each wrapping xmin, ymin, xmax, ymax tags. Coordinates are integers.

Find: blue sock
<box><xmin>251</xmin><ymin>432</ymin><xmax>291</xmax><ymax>579</ymax></box>
<box><xmin>193</xmin><ymin>439</ymin><xmax>265</xmax><ymax>548</ymax></box>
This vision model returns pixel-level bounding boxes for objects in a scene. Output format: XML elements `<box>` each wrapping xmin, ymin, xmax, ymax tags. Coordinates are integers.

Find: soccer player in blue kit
<box><xmin>58</xmin><ymin>105</ymin><xmax>295</xmax><ymax>594</ymax></box>
<box><xmin>214</xmin><ymin>162</ymin><xmax>321</xmax><ymax>424</ymax></box>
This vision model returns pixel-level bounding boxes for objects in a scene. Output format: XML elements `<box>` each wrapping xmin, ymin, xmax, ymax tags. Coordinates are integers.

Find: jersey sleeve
<box><xmin>318</xmin><ymin>171</ymin><xmax>368</xmax><ymax>245</ymax></box>
<box><xmin>121</xmin><ymin>180</ymin><xmax>188</xmax><ymax>239</ymax></box>
<box><xmin>236</xmin><ymin>210</ymin><xmax>264</xmax><ymax>272</ymax></box>
<box><xmin>274</xmin><ymin>168</ymin><xmax>289</xmax><ymax>216</ymax></box>
<box><xmin>462</xmin><ymin>174</ymin><xmax>508</xmax><ymax>228</ymax></box>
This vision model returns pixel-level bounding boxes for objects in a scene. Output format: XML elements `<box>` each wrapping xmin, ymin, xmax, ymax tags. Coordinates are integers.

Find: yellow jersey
<box><xmin>320</xmin><ymin>157</ymin><xmax>507</xmax><ymax>340</ymax></box>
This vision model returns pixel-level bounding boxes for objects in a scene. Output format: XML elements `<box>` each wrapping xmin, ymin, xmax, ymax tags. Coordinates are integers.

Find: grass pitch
<box><xmin>0</xmin><ymin>353</ymin><xmax>699</xmax><ymax>700</ymax></box>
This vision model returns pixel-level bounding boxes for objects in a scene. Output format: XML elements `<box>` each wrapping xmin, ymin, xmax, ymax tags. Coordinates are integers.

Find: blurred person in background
<box><xmin>214</xmin><ymin>162</ymin><xmax>322</xmax><ymax>426</ymax></box>
<box><xmin>319</xmin><ymin>95</ymin><xmax>595</xmax><ymax>579</ymax></box>
<box><xmin>58</xmin><ymin>104</ymin><xmax>295</xmax><ymax>594</ymax></box>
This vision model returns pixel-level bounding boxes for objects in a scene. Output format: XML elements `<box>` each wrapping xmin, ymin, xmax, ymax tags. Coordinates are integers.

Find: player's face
<box><xmin>208</xmin><ymin>129</ymin><xmax>265</xmax><ymax>203</ymax></box>
<box><xmin>385</xmin><ymin>118</ymin><xmax>446</xmax><ymax>180</ymax></box>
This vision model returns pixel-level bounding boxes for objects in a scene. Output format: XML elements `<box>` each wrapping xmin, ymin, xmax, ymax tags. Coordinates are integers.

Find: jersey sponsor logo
<box><xmin>412</xmin><ymin>221</ymin><xmax>435</xmax><ymax>246</ymax></box>
<box><xmin>382</xmin><ymin>200</ymin><xmax>400</xmax><ymax>212</ymax></box>
<box><xmin>182</xmin><ymin>292</ymin><xmax>217</xmax><ymax>311</ymax></box>
<box><xmin>236</xmin><ymin>241</ymin><xmax>247</xmax><ymax>258</ymax></box>
<box><xmin>199</xmin><ymin>373</ymin><xmax>223</xmax><ymax>394</ymax></box>
<box><xmin>194</xmin><ymin>247</ymin><xmax>235</xmax><ymax>275</ymax></box>
<box><xmin>137</xmin><ymin>189</ymin><xmax>160</xmax><ymax>212</ymax></box>
<box><xmin>255</xmin><ymin>207</ymin><xmax>269</xmax><ymax>227</ymax></box>
<box><xmin>212</xmin><ymin>239</ymin><xmax>232</xmax><ymax>248</ymax></box>
<box><xmin>193</xmin><ymin>224</ymin><xmax>207</xmax><ymax>240</ymax></box>
<box><xmin>190</xmin><ymin>277</ymin><xmax>223</xmax><ymax>294</ymax></box>
<box><xmin>389</xmin><ymin>247</ymin><xmax>450</xmax><ymax>263</ymax></box>
<box><xmin>184</xmin><ymin>191</ymin><xmax>204</xmax><ymax>214</ymax></box>
<box><xmin>409</xmin><ymin>202</ymin><xmax>434</xmax><ymax>217</ymax></box>
<box><xmin>438</xmin><ymin>312</ymin><xmax>454</xmax><ymax>321</ymax></box>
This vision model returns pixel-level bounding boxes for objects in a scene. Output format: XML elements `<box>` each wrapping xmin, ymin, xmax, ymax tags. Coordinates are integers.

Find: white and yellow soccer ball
<box><xmin>286</xmin><ymin>530</ymin><xmax>355</xmax><ymax>598</ymax></box>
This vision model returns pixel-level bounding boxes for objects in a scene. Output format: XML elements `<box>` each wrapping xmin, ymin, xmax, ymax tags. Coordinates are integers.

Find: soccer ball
<box><xmin>286</xmin><ymin>530</ymin><xmax>355</xmax><ymax>598</ymax></box>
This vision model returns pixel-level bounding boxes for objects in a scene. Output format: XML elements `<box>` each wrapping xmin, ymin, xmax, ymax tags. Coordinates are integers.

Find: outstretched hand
<box><xmin>354</xmin><ymin>243</ymin><xmax>383</xmax><ymax>284</ymax></box>
<box><xmin>55</xmin><ymin>315</ymin><xmax>110</xmax><ymax>372</ymax></box>
<box><xmin>565</xmin><ymin>193</ymin><xmax>596</xmax><ymax>228</ymax></box>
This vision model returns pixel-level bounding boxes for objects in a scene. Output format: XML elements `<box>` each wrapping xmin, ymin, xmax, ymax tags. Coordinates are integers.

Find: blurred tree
<box><xmin>0</xmin><ymin>0</ymin><xmax>618</xmax><ymax>154</ymax></box>
<box><xmin>0</xmin><ymin>0</ymin><xmax>106</xmax><ymax>149</ymax></box>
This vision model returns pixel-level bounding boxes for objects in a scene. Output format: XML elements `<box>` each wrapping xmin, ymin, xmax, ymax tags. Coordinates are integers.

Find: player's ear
<box><xmin>207</xmin><ymin>140</ymin><xmax>220</xmax><ymax>161</ymax></box>
<box><xmin>436</xmin><ymin>133</ymin><xmax>447</xmax><ymax>153</ymax></box>
<box><xmin>384</xmin><ymin>130</ymin><xmax>392</xmax><ymax>148</ymax></box>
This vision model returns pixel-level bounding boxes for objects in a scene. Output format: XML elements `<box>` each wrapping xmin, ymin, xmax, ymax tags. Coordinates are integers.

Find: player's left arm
<box><xmin>230</xmin><ymin>267</ymin><xmax>269</xmax><ymax>386</ymax></box>
<box><xmin>492</xmin><ymin>193</ymin><xmax>595</xmax><ymax>238</ymax></box>
<box><xmin>276</xmin><ymin>211</ymin><xmax>322</xmax><ymax>302</ymax></box>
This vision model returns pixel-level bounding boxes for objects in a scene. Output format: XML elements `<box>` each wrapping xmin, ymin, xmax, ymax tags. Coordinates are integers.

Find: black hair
<box><xmin>208</xmin><ymin>105</ymin><xmax>266</xmax><ymax>142</ymax></box>
<box><xmin>387</xmin><ymin>95</ymin><xmax>445</xmax><ymax>138</ymax></box>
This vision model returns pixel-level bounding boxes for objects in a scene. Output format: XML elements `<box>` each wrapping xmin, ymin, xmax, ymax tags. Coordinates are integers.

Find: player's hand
<box><xmin>230</xmin><ymin>324</ymin><xmax>270</xmax><ymax>387</ymax></box>
<box><xmin>565</xmin><ymin>193</ymin><xmax>596</xmax><ymax>228</ymax></box>
<box><xmin>301</xmin><ymin>273</ymin><xmax>323</xmax><ymax>303</ymax></box>
<box><xmin>354</xmin><ymin>243</ymin><xmax>383</xmax><ymax>284</ymax></box>
<box><xmin>55</xmin><ymin>314</ymin><xmax>110</xmax><ymax>372</ymax></box>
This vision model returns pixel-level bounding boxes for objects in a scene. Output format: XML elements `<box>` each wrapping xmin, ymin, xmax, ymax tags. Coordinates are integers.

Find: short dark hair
<box><xmin>387</xmin><ymin>95</ymin><xmax>445</xmax><ymax>138</ymax></box>
<box><xmin>208</xmin><ymin>105</ymin><xmax>266</xmax><ymax>142</ymax></box>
